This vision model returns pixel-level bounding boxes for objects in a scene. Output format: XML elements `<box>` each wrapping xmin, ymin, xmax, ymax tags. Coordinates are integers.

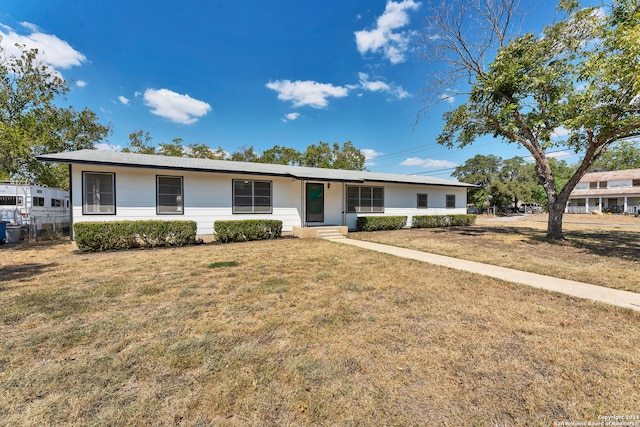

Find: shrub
<box><xmin>213</xmin><ymin>220</ymin><xmax>282</xmax><ymax>243</ymax></box>
<box><xmin>356</xmin><ymin>216</ymin><xmax>407</xmax><ymax>231</ymax></box>
<box><xmin>412</xmin><ymin>214</ymin><xmax>476</xmax><ymax>229</ymax></box>
<box><xmin>74</xmin><ymin>220</ymin><xmax>197</xmax><ymax>252</ymax></box>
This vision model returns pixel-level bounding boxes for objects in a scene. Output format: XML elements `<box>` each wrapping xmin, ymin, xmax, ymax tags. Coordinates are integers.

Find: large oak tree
<box><xmin>420</xmin><ymin>0</ymin><xmax>640</xmax><ymax>239</ymax></box>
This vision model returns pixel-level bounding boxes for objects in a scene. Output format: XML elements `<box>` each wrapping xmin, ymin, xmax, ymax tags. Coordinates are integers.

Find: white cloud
<box><xmin>76</xmin><ymin>80</ymin><xmax>87</xmax><ymax>88</ymax></box>
<box><xmin>118</xmin><ymin>95</ymin><xmax>130</xmax><ymax>105</ymax></box>
<box><xmin>547</xmin><ymin>150</ymin><xmax>573</xmax><ymax>159</ymax></box>
<box><xmin>358</xmin><ymin>72</ymin><xmax>409</xmax><ymax>99</ymax></box>
<box><xmin>134</xmin><ymin>91</ymin><xmax>142</xmax><ymax>97</ymax></box>
<box><xmin>143</xmin><ymin>88</ymin><xmax>211</xmax><ymax>124</ymax></box>
<box><xmin>354</xmin><ymin>0</ymin><xmax>421</xmax><ymax>64</ymax></box>
<box><xmin>0</xmin><ymin>22</ymin><xmax>86</xmax><ymax>72</ymax></box>
<box><xmin>281</xmin><ymin>112</ymin><xmax>301</xmax><ymax>123</ymax></box>
<box><xmin>400</xmin><ymin>157</ymin><xmax>458</xmax><ymax>169</ymax></box>
<box><xmin>94</xmin><ymin>143</ymin><xmax>122</xmax><ymax>152</ymax></box>
<box><xmin>362</xmin><ymin>148</ymin><xmax>383</xmax><ymax>161</ymax></box>
<box><xmin>266</xmin><ymin>79</ymin><xmax>349</xmax><ymax>108</ymax></box>
<box><xmin>551</xmin><ymin>126</ymin><xmax>570</xmax><ymax>138</ymax></box>
<box><xmin>362</xmin><ymin>148</ymin><xmax>384</xmax><ymax>166</ymax></box>
<box><xmin>440</xmin><ymin>92</ymin><xmax>455</xmax><ymax>104</ymax></box>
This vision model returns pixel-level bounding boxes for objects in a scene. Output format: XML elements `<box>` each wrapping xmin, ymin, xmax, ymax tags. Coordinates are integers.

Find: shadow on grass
<box><xmin>0</xmin><ymin>263</ymin><xmax>55</xmax><ymax>284</ymax></box>
<box><xmin>452</xmin><ymin>225</ymin><xmax>640</xmax><ymax>262</ymax></box>
<box><xmin>564</xmin><ymin>230</ymin><xmax>640</xmax><ymax>262</ymax></box>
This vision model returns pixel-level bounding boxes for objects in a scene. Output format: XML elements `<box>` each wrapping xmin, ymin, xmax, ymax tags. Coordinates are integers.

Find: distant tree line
<box><xmin>121</xmin><ymin>129</ymin><xmax>367</xmax><ymax>171</ymax></box>
<box><xmin>455</xmin><ymin>139</ymin><xmax>640</xmax><ymax>212</ymax></box>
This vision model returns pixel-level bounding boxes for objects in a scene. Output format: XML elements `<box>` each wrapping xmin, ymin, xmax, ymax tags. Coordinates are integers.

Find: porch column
<box><xmin>586</xmin><ymin>197</ymin><xmax>589</xmax><ymax>213</ymax></box>
<box><xmin>598</xmin><ymin>197</ymin><xmax>602</xmax><ymax>210</ymax></box>
<box><xmin>624</xmin><ymin>196</ymin><xmax>628</xmax><ymax>214</ymax></box>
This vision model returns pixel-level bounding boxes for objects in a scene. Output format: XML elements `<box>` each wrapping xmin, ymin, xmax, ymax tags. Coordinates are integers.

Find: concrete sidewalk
<box><xmin>336</xmin><ymin>238</ymin><xmax>640</xmax><ymax>313</ymax></box>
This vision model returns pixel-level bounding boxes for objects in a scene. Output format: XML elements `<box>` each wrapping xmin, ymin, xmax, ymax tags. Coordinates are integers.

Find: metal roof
<box><xmin>578</xmin><ymin>168</ymin><xmax>640</xmax><ymax>182</ymax></box>
<box><xmin>37</xmin><ymin>149</ymin><xmax>476</xmax><ymax>188</ymax></box>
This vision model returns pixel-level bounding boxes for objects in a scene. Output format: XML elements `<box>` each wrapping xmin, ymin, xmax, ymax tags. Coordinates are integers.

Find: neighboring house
<box><xmin>37</xmin><ymin>149</ymin><xmax>476</xmax><ymax>238</ymax></box>
<box><xmin>567</xmin><ymin>168</ymin><xmax>640</xmax><ymax>214</ymax></box>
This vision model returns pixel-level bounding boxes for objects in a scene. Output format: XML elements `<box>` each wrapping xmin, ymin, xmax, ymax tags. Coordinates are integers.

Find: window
<box><xmin>157</xmin><ymin>176</ymin><xmax>183</xmax><ymax>214</ymax></box>
<box><xmin>51</xmin><ymin>198</ymin><xmax>62</xmax><ymax>207</ymax></box>
<box><xmin>0</xmin><ymin>196</ymin><xmax>18</xmax><ymax>206</ymax></box>
<box><xmin>446</xmin><ymin>194</ymin><xmax>456</xmax><ymax>209</ymax></box>
<box><xmin>417</xmin><ymin>193</ymin><xmax>428</xmax><ymax>209</ymax></box>
<box><xmin>599</xmin><ymin>181</ymin><xmax>608</xmax><ymax>188</ymax></box>
<box><xmin>347</xmin><ymin>186</ymin><xmax>384</xmax><ymax>213</ymax></box>
<box><xmin>633</xmin><ymin>179</ymin><xmax>640</xmax><ymax>187</ymax></box>
<box><xmin>589</xmin><ymin>182</ymin><xmax>597</xmax><ymax>189</ymax></box>
<box><xmin>233</xmin><ymin>180</ymin><xmax>272</xmax><ymax>214</ymax></box>
<box><xmin>83</xmin><ymin>172</ymin><xmax>115</xmax><ymax>214</ymax></box>
<box><xmin>33</xmin><ymin>197</ymin><xmax>45</xmax><ymax>207</ymax></box>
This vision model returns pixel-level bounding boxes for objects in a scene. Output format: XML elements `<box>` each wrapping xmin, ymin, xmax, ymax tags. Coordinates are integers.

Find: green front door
<box><xmin>306</xmin><ymin>183</ymin><xmax>324</xmax><ymax>223</ymax></box>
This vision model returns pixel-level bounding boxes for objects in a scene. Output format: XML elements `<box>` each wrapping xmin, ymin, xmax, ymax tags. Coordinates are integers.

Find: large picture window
<box><xmin>233</xmin><ymin>180</ymin><xmax>272</xmax><ymax>214</ymax></box>
<box><xmin>157</xmin><ymin>175</ymin><xmax>184</xmax><ymax>214</ymax></box>
<box><xmin>83</xmin><ymin>172</ymin><xmax>115</xmax><ymax>214</ymax></box>
<box><xmin>347</xmin><ymin>186</ymin><xmax>384</xmax><ymax>213</ymax></box>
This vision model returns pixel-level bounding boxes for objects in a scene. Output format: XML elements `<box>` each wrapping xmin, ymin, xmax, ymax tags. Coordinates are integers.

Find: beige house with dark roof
<box><xmin>567</xmin><ymin>168</ymin><xmax>640</xmax><ymax>214</ymax></box>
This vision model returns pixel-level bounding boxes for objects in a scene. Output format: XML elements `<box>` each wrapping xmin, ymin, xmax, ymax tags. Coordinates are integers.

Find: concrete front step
<box><xmin>292</xmin><ymin>226</ymin><xmax>348</xmax><ymax>239</ymax></box>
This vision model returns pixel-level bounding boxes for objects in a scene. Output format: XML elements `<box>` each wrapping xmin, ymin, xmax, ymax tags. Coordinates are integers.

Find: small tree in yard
<box><xmin>420</xmin><ymin>0</ymin><xmax>640</xmax><ymax>239</ymax></box>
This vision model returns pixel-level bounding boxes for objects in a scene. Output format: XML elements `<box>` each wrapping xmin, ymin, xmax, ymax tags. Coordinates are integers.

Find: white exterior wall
<box><xmin>71</xmin><ymin>165</ymin><xmax>302</xmax><ymax>234</ymax></box>
<box><xmin>70</xmin><ymin>166</ymin><xmax>470</xmax><ymax>235</ymax></box>
<box><xmin>345</xmin><ymin>183</ymin><xmax>468</xmax><ymax>229</ymax></box>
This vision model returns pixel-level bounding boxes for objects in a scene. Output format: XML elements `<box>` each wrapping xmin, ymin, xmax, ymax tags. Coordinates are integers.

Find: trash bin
<box><xmin>5</xmin><ymin>225</ymin><xmax>22</xmax><ymax>244</ymax></box>
<box><xmin>0</xmin><ymin>222</ymin><xmax>6</xmax><ymax>244</ymax></box>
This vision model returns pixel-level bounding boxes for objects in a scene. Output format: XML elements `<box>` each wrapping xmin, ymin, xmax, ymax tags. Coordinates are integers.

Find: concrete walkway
<box><xmin>335</xmin><ymin>238</ymin><xmax>640</xmax><ymax>313</ymax></box>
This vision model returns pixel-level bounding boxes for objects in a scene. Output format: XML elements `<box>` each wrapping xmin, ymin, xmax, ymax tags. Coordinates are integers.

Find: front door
<box><xmin>306</xmin><ymin>183</ymin><xmax>324</xmax><ymax>223</ymax></box>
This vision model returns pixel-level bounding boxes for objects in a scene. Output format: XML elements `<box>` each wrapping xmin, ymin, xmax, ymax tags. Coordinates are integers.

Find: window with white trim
<box><xmin>446</xmin><ymin>194</ymin><xmax>456</xmax><ymax>209</ymax></box>
<box><xmin>417</xmin><ymin>193</ymin><xmax>428</xmax><ymax>209</ymax></box>
<box><xmin>233</xmin><ymin>180</ymin><xmax>272</xmax><ymax>213</ymax></box>
<box><xmin>347</xmin><ymin>185</ymin><xmax>384</xmax><ymax>213</ymax></box>
<box><xmin>83</xmin><ymin>172</ymin><xmax>115</xmax><ymax>214</ymax></box>
<box><xmin>157</xmin><ymin>175</ymin><xmax>184</xmax><ymax>214</ymax></box>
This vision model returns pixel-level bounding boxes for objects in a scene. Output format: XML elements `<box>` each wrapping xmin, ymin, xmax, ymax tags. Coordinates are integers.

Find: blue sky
<box><xmin>1</xmin><ymin>0</ymin><xmax>588</xmax><ymax>178</ymax></box>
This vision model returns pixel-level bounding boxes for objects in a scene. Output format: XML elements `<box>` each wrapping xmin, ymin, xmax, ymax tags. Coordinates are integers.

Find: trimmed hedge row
<box><xmin>214</xmin><ymin>219</ymin><xmax>282</xmax><ymax>243</ymax></box>
<box><xmin>356</xmin><ymin>216</ymin><xmax>407</xmax><ymax>231</ymax></box>
<box><xmin>355</xmin><ymin>214</ymin><xmax>477</xmax><ymax>231</ymax></box>
<box><xmin>412</xmin><ymin>214</ymin><xmax>476</xmax><ymax>228</ymax></box>
<box><xmin>74</xmin><ymin>220</ymin><xmax>197</xmax><ymax>252</ymax></box>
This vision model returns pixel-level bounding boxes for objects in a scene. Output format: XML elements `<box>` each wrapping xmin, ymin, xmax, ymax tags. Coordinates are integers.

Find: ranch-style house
<box><xmin>37</xmin><ymin>149</ymin><xmax>476</xmax><ymax>239</ymax></box>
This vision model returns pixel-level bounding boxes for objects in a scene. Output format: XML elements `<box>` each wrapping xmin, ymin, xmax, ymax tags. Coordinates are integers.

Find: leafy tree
<box><xmin>590</xmin><ymin>139</ymin><xmax>640</xmax><ymax>171</ymax></box>
<box><xmin>230</xmin><ymin>145</ymin><xmax>260</xmax><ymax>162</ymax></box>
<box><xmin>0</xmin><ymin>40</ymin><xmax>110</xmax><ymax>188</ymax></box>
<box><xmin>300</xmin><ymin>141</ymin><xmax>366</xmax><ymax>170</ymax></box>
<box><xmin>259</xmin><ymin>145</ymin><xmax>301</xmax><ymax>165</ymax></box>
<box><xmin>158</xmin><ymin>137</ymin><xmax>184</xmax><ymax>157</ymax></box>
<box><xmin>452</xmin><ymin>154</ymin><xmax>502</xmax><ymax>209</ymax></box>
<box><xmin>421</xmin><ymin>0</ymin><xmax>640</xmax><ymax>239</ymax></box>
<box><xmin>122</xmin><ymin>129</ymin><xmax>156</xmax><ymax>154</ymax></box>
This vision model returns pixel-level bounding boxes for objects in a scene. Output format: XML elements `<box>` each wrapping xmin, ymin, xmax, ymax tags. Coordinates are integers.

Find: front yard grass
<box><xmin>1</xmin><ymin>237</ymin><xmax>639</xmax><ymax>425</ymax></box>
<box><xmin>350</xmin><ymin>214</ymin><xmax>640</xmax><ymax>293</ymax></box>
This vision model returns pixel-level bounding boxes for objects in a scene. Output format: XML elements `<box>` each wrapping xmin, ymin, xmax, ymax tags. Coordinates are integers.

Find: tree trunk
<box><xmin>547</xmin><ymin>202</ymin><xmax>565</xmax><ymax>240</ymax></box>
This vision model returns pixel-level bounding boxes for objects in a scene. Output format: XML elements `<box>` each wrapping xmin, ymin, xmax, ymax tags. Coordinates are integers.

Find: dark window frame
<box><xmin>156</xmin><ymin>175</ymin><xmax>184</xmax><ymax>215</ymax></box>
<box><xmin>232</xmin><ymin>179</ymin><xmax>273</xmax><ymax>214</ymax></box>
<box><xmin>346</xmin><ymin>185</ymin><xmax>385</xmax><ymax>213</ymax></box>
<box><xmin>82</xmin><ymin>171</ymin><xmax>116</xmax><ymax>215</ymax></box>
<box><xmin>446</xmin><ymin>194</ymin><xmax>456</xmax><ymax>209</ymax></box>
<box><xmin>417</xmin><ymin>193</ymin><xmax>428</xmax><ymax>209</ymax></box>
